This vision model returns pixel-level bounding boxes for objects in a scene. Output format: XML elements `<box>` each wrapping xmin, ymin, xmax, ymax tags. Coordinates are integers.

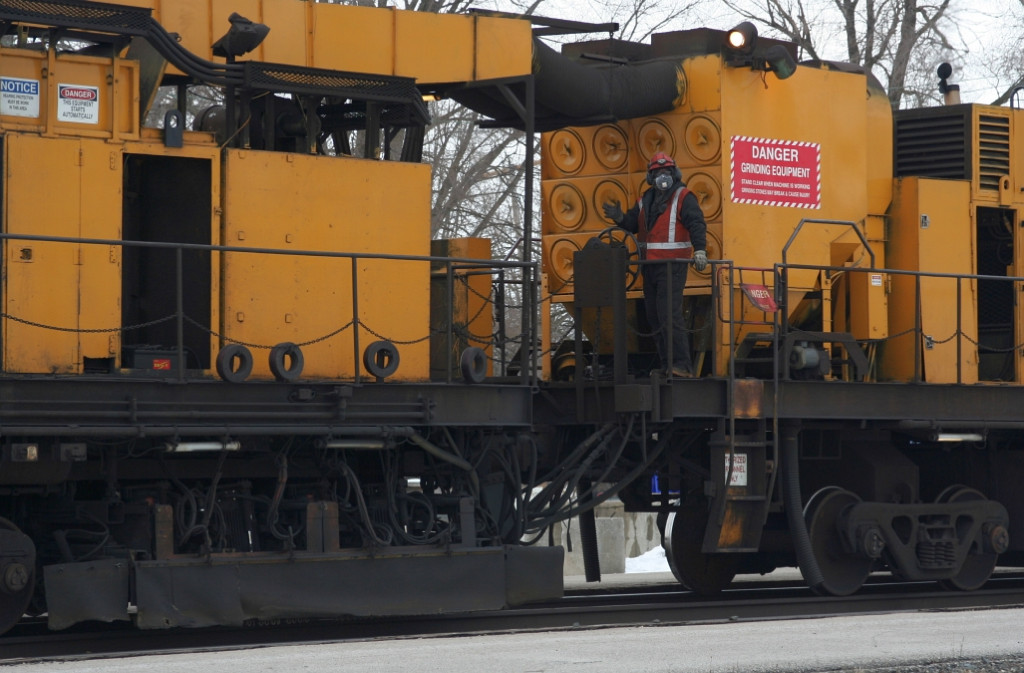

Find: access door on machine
<box><xmin>2</xmin><ymin>134</ymin><xmax>121</xmax><ymax>374</ymax></box>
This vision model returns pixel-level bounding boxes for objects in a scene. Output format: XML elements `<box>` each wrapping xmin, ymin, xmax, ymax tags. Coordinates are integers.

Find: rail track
<box><xmin>5</xmin><ymin>574</ymin><xmax>1024</xmax><ymax>664</ymax></box>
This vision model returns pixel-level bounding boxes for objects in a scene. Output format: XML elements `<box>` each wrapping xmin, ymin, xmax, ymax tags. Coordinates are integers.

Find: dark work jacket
<box><xmin>619</xmin><ymin>180</ymin><xmax>707</xmax><ymax>257</ymax></box>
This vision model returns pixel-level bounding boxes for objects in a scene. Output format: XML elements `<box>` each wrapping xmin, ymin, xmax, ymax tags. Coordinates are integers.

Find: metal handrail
<box><xmin>772</xmin><ymin>260</ymin><xmax>1024</xmax><ymax>384</ymax></box>
<box><xmin>0</xmin><ymin>232</ymin><xmax>538</xmax><ymax>385</ymax></box>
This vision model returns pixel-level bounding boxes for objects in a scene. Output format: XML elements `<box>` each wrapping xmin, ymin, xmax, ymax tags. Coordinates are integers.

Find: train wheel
<box><xmin>804</xmin><ymin>486</ymin><xmax>872</xmax><ymax>596</ymax></box>
<box><xmin>666</xmin><ymin>502</ymin><xmax>738</xmax><ymax>595</ymax></box>
<box><xmin>936</xmin><ymin>487</ymin><xmax>998</xmax><ymax>591</ymax></box>
<box><xmin>0</xmin><ymin>517</ymin><xmax>35</xmax><ymax>635</ymax></box>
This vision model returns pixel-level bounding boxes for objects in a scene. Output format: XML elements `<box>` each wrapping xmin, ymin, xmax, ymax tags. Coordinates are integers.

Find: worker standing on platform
<box><xmin>603</xmin><ymin>152</ymin><xmax>708</xmax><ymax>377</ymax></box>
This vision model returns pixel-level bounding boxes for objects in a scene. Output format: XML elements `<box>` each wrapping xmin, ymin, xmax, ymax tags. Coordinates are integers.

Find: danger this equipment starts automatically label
<box><xmin>57</xmin><ymin>83</ymin><xmax>100</xmax><ymax>124</ymax></box>
<box><xmin>730</xmin><ymin>136</ymin><xmax>821</xmax><ymax>209</ymax></box>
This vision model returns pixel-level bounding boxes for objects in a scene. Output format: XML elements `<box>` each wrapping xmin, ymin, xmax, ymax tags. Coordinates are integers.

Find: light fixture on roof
<box><xmin>757</xmin><ymin>45</ymin><xmax>798</xmax><ymax>81</ymax></box>
<box><xmin>726</xmin><ymin>21</ymin><xmax>757</xmax><ymax>52</ymax></box>
<box><xmin>723</xmin><ymin>22</ymin><xmax>797</xmax><ymax>81</ymax></box>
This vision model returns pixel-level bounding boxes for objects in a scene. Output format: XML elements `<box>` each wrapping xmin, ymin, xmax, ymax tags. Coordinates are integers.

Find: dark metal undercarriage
<box><xmin>1</xmin><ymin>371</ymin><xmax>1022</xmax><ymax>631</ymax></box>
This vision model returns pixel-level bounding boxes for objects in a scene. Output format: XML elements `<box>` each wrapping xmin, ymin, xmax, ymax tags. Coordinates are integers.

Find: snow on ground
<box><xmin>624</xmin><ymin>545</ymin><xmax>670</xmax><ymax>573</ymax></box>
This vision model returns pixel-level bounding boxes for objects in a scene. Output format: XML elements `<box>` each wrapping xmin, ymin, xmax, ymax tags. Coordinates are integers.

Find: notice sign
<box><xmin>730</xmin><ymin>136</ymin><xmax>821</xmax><ymax>209</ymax></box>
<box><xmin>57</xmin><ymin>84</ymin><xmax>99</xmax><ymax>124</ymax></box>
<box><xmin>0</xmin><ymin>77</ymin><xmax>40</xmax><ymax>118</ymax></box>
<box><xmin>725</xmin><ymin>452</ymin><xmax>747</xmax><ymax>486</ymax></box>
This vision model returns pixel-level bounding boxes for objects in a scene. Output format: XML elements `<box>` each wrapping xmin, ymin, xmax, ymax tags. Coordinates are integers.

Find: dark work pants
<box><xmin>642</xmin><ymin>261</ymin><xmax>692</xmax><ymax>373</ymax></box>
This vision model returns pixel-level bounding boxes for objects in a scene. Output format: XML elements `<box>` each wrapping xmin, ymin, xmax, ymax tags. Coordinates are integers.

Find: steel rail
<box><xmin>6</xmin><ymin>576</ymin><xmax>1024</xmax><ymax>663</ymax></box>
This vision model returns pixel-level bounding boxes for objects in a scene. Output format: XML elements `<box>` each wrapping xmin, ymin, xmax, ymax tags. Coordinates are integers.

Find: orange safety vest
<box><xmin>637</xmin><ymin>186</ymin><xmax>693</xmax><ymax>261</ymax></box>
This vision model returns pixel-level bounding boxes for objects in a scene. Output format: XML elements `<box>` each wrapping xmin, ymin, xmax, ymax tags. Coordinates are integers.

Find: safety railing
<box><xmin>631</xmin><ymin>253</ymin><xmax>1020</xmax><ymax>386</ymax></box>
<box><xmin>0</xmin><ymin>232</ymin><xmax>539</xmax><ymax>386</ymax></box>
<box><xmin>775</xmin><ymin>260</ymin><xmax>1024</xmax><ymax>385</ymax></box>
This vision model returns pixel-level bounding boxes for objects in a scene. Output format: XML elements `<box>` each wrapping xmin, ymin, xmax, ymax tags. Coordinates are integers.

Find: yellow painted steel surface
<box><xmin>541</xmin><ymin>53</ymin><xmax>892</xmax><ymax>372</ymax></box>
<box><xmin>221</xmin><ymin>150</ymin><xmax>431</xmax><ymax>381</ymax></box>
<box><xmin>119</xmin><ymin>0</ymin><xmax>531</xmax><ymax>83</ymax></box>
<box><xmin>717</xmin><ymin>61</ymin><xmax>887</xmax><ymax>300</ymax></box>
<box><xmin>429</xmin><ymin>238</ymin><xmax>493</xmax><ymax>380</ymax></box>
<box><xmin>0</xmin><ymin>48</ymin><xmax>139</xmax><ymax>139</ymax></box>
<box><xmin>3</xmin><ymin>135</ymin><xmax>121</xmax><ymax>373</ymax></box>
<box><xmin>882</xmin><ymin>178</ymin><xmax>976</xmax><ymax>383</ymax></box>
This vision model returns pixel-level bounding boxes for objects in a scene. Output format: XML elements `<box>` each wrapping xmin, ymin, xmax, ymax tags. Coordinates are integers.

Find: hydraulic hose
<box><xmin>407</xmin><ymin>431</ymin><xmax>480</xmax><ymax>494</ymax></box>
<box><xmin>780</xmin><ymin>420</ymin><xmax>825</xmax><ymax>591</ymax></box>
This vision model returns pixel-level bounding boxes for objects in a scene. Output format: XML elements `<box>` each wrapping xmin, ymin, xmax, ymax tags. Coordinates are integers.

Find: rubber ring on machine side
<box><xmin>269</xmin><ymin>342</ymin><xmax>304</xmax><ymax>382</ymax></box>
<box><xmin>363</xmin><ymin>340</ymin><xmax>400</xmax><ymax>379</ymax></box>
<box><xmin>460</xmin><ymin>347</ymin><xmax>487</xmax><ymax>383</ymax></box>
<box><xmin>216</xmin><ymin>344</ymin><xmax>254</xmax><ymax>382</ymax></box>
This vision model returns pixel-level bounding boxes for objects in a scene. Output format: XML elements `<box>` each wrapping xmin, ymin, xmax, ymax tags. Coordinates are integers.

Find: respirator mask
<box><xmin>654</xmin><ymin>172</ymin><xmax>673</xmax><ymax>191</ymax></box>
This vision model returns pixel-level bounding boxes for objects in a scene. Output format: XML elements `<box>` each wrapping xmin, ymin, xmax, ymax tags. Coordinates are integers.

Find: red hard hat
<box><xmin>647</xmin><ymin>152</ymin><xmax>676</xmax><ymax>171</ymax></box>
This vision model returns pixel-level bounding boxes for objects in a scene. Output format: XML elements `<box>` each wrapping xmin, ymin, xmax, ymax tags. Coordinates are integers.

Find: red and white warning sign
<box><xmin>730</xmin><ymin>136</ymin><xmax>820</xmax><ymax>209</ymax></box>
<box><xmin>57</xmin><ymin>83</ymin><xmax>100</xmax><ymax>124</ymax></box>
<box><xmin>725</xmin><ymin>452</ymin><xmax>747</xmax><ymax>486</ymax></box>
<box><xmin>741</xmin><ymin>284</ymin><xmax>778</xmax><ymax>312</ymax></box>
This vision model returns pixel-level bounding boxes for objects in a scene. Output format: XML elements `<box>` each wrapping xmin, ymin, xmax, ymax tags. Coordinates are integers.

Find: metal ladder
<box><xmin>701</xmin><ymin>265</ymin><xmax>779</xmax><ymax>553</ymax></box>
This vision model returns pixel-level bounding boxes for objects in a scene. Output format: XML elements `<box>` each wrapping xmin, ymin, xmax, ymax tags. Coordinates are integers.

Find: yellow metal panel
<box><xmin>48</xmin><ymin>55</ymin><xmax>129</xmax><ymax>138</ymax></box>
<box><xmin>113</xmin><ymin>60</ymin><xmax>140</xmax><ymax>138</ymax></box>
<box><xmin>429</xmin><ymin>238</ymin><xmax>492</xmax><ymax>380</ymax></box>
<box><xmin>147</xmin><ymin>0</ymin><xmax>531</xmax><ymax>83</ymax></box>
<box><xmin>1014</xmin><ymin>109</ymin><xmax>1024</xmax><ymax>201</ymax></box>
<box><xmin>541</xmin><ymin>176</ymin><xmax>630</xmax><ymax>235</ymax></box>
<box><xmin>677</xmin><ymin>55</ymin><xmax>721</xmax><ymax>114</ymax></box>
<box><xmin>881</xmin><ymin>177</ymin><xmax>975</xmax><ymax>383</ymax></box>
<box><xmin>723</xmin><ymin>64</ymin><xmax>870</xmax><ymax>225</ymax></box>
<box><xmin>717</xmin><ymin>62</ymin><xmax>881</xmax><ymax>339</ymax></box>
<box><xmin>260</xmin><ymin>0</ymin><xmax>308</xmax><ymax>66</ymax></box>
<box><xmin>0</xmin><ymin>50</ymin><xmax>138</xmax><ymax>139</ymax></box>
<box><xmin>79</xmin><ymin>140</ymin><xmax>123</xmax><ymax>361</ymax></box>
<box><xmin>474</xmin><ymin>15</ymin><xmax>532</xmax><ymax>81</ymax></box>
<box><xmin>542</xmin><ymin>232</ymin><xmax>589</xmax><ymax>297</ymax></box>
<box><xmin>448</xmin><ymin>238</ymin><xmax>491</xmax><ymax>366</ymax></box>
<box><xmin>865</xmin><ymin>82</ymin><xmax>894</xmax><ymax>215</ymax></box>
<box><xmin>222</xmin><ymin>150</ymin><xmax>431</xmax><ymax>381</ymax></box>
<box><xmin>3</xmin><ymin>135</ymin><xmax>81</xmax><ymax>373</ymax></box>
<box><xmin>629</xmin><ymin>116</ymin><xmax>677</xmax><ymax>173</ymax></box>
<box><xmin>156</xmin><ymin>1</ymin><xmax>215</xmax><ymax>71</ymax></box>
<box><xmin>394</xmin><ymin>11</ymin><xmax>473</xmax><ymax>83</ymax></box>
<box><xmin>310</xmin><ymin>5</ymin><xmax>394</xmax><ymax>76</ymax></box>
<box><xmin>542</xmin><ymin>125</ymin><xmax>631</xmax><ymax>180</ymax></box>
<box><xmin>836</xmin><ymin>213</ymin><xmax>888</xmax><ymax>342</ymax></box>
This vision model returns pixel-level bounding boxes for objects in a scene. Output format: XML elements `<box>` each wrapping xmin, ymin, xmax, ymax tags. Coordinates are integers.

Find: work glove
<box><xmin>602</xmin><ymin>200</ymin><xmax>624</xmax><ymax>224</ymax></box>
<box><xmin>693</xmin><ymin>249</ymin><xmax>708</xmax><ymax>272</ymax></box>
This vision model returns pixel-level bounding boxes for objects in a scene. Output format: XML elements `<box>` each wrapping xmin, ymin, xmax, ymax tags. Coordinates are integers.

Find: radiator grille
<box><xmin>894</xmin><ymin>107</ymin><xmax>1012</xmax><ymax>192</ymax></box>
<box><xmin>978</xmin><ymin>114</ymin><xmax>1010</xmax><ymax>191</ymax></box>
<box><xmin>894</xmin><ymin>108</ymin><xmax>969</xmax><ymax>180</ymax></box>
